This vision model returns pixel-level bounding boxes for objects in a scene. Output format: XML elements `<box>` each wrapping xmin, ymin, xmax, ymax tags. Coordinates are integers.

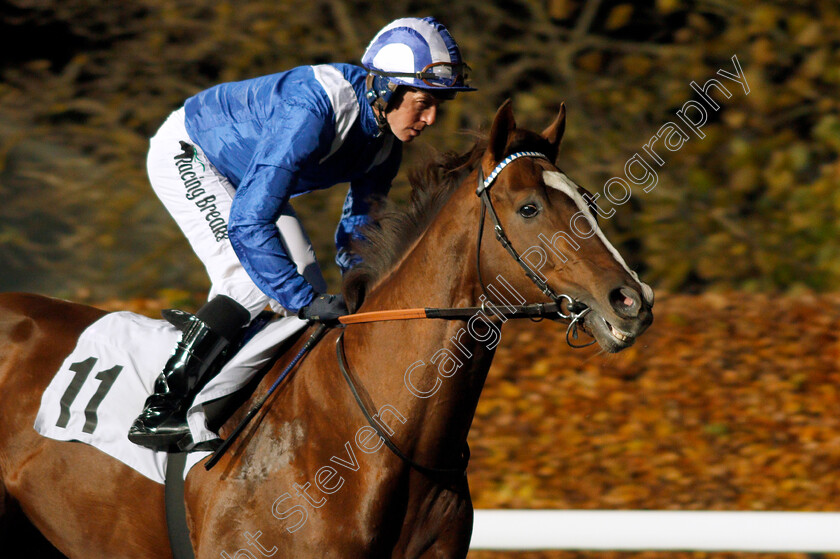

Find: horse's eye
<box><xmin>519</xmin><ymin>204</ymin><xmax>540</xmax><ymax>218</ymax></box>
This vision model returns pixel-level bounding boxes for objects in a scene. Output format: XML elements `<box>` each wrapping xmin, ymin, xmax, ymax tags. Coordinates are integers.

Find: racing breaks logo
<box><xmin>174</xmin><ymin>141</ymin><xmax>228</xmax><ymax>242</ymax></box>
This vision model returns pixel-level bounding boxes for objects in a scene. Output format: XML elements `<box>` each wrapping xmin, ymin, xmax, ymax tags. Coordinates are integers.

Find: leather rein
<box><xmin>207</xmin><ymin>152</ymin><xmax>596</xmax><ymax>481</ymax></box>
<box><xmin>332</xmin><ymin>151</ymin><xmax>596</xmax><ymax>484</ymax></box>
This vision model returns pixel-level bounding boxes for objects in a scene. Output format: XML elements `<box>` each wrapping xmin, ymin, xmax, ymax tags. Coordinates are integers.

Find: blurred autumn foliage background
<box><xmin>2</xmin><ymin>0</ymin><xmax>839</xmax><ymax>557</ymax></box>
<box><xmin>3</xmin><ymin>0</ymin><xmax>839</xmax><ymax>297</ymax></box>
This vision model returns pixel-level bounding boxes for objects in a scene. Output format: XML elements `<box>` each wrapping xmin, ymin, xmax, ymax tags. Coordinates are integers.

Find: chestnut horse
<box><xmin>0</xmin><ymin>101</ymin><xmax>653</xmax><ymax>558</ymax></box>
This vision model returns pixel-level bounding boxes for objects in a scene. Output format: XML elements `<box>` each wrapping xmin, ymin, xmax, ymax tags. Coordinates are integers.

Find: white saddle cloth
<box><xmin>34</xmin><ymin>311</ymin><xmax>307</xmax><ymax>484</ymax></box>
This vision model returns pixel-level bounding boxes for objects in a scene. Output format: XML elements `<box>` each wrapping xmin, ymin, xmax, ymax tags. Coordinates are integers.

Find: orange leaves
<box><xmin>467</xmin><ymin>291</ymin><xmax>840</xmax><ymax>520</ymax></box>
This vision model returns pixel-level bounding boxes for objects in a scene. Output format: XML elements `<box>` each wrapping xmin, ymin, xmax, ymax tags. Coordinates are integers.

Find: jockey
<box><xmin>128</xmin><ymin>17</ymin><xmax>476</xmax><ymax>451</ymax></box>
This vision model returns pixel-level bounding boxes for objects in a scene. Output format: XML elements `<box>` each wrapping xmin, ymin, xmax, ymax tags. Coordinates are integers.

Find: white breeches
<box><xmin>146</xmin><ymin>108</ymin><xmax>327</xmax><ymax>320</ymax></box>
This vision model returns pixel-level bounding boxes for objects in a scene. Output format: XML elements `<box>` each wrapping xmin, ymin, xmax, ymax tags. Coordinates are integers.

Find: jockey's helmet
<box><xmin>362</xmin><ymin>17</ymin><xmax>475</xmax><ymax>114</ymax></box>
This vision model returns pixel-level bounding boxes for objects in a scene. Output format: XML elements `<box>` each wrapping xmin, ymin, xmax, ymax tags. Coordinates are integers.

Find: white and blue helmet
<box><xmin>362</xmin><ymin>17</ymin><xmax>475</xmax><ymax>108</ymax></box>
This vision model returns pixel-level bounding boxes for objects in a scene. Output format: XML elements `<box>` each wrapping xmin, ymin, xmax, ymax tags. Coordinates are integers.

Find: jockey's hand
<box><xmin>298</xmin><ymin>293</ymin><xmax>348</xmax><ymax>322</ymax></box>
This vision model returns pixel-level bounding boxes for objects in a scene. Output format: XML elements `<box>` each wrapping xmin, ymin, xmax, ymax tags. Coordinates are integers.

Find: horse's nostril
<box><xmin>610</xmin><ymin>286</ymin><xmax>641</xmax><ymax>317</ymax></box>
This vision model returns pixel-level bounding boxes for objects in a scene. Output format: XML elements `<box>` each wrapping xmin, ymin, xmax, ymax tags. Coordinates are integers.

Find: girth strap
<box><xmin>165</xmin><ymin>451</ymin><xmax>195</xmax><ymax>559</ymax></box>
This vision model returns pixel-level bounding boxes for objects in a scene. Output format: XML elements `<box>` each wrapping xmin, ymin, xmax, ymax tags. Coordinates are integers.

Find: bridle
<box><xmin>337</xmin><ymin>151</ymin><xmax>596</xmax><ymax>346</ymax></box>
<box><xmin>331</xmin><ymin>152</ymin><xmax>598</xmax><ymax>484</ymax></box>
<box><xmin>475</xmin><ymin>151</ymin><xmax>594</xmax><ymax>348</ymax></box>
<box><xmin>329</xmin><ymin>152</ymin><xmax>597</xmax><ymax>484</ymax></box>
<box><xmin>207</xmin><ymin>151</ymin><xmax>598</xmax><ymax>481</ymax></box>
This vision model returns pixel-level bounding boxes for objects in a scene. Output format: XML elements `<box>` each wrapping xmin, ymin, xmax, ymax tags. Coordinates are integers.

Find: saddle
<box><xmin>33</xmin><ymin>309</ymin><xmax>309</xmax><ymax>484</ymax></box>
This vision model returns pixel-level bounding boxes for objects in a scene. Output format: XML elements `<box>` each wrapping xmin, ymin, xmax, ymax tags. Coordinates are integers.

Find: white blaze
<box><xmin>543</xmin><ymin>170</ymin><xmax>654</xmax><ymax>306</ymax></box>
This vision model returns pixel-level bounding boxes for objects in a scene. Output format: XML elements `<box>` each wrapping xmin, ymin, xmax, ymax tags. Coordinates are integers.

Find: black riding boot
<box><xmin>127</xmin><ymin>295</ymin><xmax>250</xmax><ymax>451</ymax></box>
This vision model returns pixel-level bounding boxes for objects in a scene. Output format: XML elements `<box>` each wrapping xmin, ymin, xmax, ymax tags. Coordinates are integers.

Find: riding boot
<box><xmin>127</xmin><ymin>295</ymin><xmax>250</xmax><ymax>451</ymax></box>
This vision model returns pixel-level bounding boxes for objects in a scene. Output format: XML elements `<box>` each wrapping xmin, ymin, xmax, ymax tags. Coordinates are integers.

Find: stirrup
<box><xmin>128</xmin><ymin>419</ymin><xmax>190</xmax><ymax>451</ymax></box>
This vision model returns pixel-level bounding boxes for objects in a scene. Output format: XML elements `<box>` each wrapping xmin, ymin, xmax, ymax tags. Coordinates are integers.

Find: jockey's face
<box><xmin>386</xmin><ymin>89</ymin><xmax>444</xmax><ymax>143</ymax></box>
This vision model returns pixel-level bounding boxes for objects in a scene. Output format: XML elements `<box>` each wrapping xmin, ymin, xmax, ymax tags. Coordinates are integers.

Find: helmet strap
<box><xmin>365</xmin><ymin>73</ymin><xmax>396</xmax><ymax>132</ymax></box>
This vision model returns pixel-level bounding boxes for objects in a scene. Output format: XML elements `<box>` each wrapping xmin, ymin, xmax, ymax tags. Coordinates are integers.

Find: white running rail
<box><xmin>470</xmin><ymin>510</ymin><xmax>840</xmax><ymax>552</ymax></box>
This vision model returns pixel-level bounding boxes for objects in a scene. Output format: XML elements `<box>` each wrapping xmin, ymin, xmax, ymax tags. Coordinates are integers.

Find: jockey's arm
<box><xmin>335</xmin><ymin>144</ymin><xmax>402</xmax><ymax>273</ymax></box>
<box><xmin>228</xmin><ymin>106</ymin><xmax>332</xmax><ymax>313</ymax></box>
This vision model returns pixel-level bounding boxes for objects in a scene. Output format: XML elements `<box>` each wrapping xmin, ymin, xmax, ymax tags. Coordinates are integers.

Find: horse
<box><xmin>0</xmin><ymin>100</ymin><xmax>653</xmax><ymax>558</ymax></box>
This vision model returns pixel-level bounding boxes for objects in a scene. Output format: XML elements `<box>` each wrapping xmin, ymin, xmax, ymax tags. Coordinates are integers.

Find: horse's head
<box><xmin>475</xmin><ymin>100</ymin><xmax>653</xmax><ymax>353</ymax></box>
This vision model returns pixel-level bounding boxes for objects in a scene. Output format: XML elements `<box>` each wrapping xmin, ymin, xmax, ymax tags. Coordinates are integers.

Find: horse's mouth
<box><xmin>605</xmin><ymin>319</ymin><xmax>634</xmax><ymax>343</ymax></box>
<box><xmin>579</xmin><ymin>313</ymin><xmax>637</xmax><ymax>352</ymax></box>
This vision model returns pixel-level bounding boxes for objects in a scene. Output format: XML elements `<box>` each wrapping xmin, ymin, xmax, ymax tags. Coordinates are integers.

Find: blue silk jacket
<box><xmin>184</xmin><ymin>63</ymin><xmax>401</xmax><ymax>311</ymax></box>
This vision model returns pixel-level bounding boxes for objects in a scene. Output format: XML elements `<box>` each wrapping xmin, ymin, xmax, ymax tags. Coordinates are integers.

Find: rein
<box><xmin>206</xmin><ymin>151</ymin><xmax>595</xmax><ymax>480</ymax></box>
<box><xmin>327</xmin><ymin>151</ymin><xmax>596</xmax><ymax>484</ymax></box>
<box><xmin>338</xmin><ymin>301</ymin><xmax>562</xmax><ymax>323</ymax></box>
<box><xmin>335</xmin><ymin>330</ymin><xmax>469</xmax><ymax>485</ymax></box>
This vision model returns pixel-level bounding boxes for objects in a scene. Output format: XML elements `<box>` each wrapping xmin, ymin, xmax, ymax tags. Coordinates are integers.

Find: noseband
<box><xmin>475</xmin><ymin>151</ymin><xmax>594</xmax><ymax>348</ymax></box>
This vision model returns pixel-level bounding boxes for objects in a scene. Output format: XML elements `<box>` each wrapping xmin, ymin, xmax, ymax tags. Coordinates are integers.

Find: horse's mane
<box><xmin>342</xmin><ymin>128</ymin><xmax>554</xmax><ymax>311</ymax></box>
<box><xmin>341</xmin><ymin>137</ymin><xmax>485</xmax><ymax>311</ymax></box>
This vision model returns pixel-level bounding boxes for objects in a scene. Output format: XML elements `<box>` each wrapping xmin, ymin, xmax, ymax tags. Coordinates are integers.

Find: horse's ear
<box><xmin>541</xmin><ymin>102</ymin><xmax>566</xmax><ymax>163</ymax></box>
<box><xmin>488</xmin><ymin>99</ymin><xmax>516</xmax><ymax>162</ymax></box>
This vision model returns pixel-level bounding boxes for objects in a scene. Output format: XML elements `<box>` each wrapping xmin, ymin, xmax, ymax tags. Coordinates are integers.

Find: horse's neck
<box><xmin>345</xmin><ymin>185</ymin><xmax>493</xmax><ymax>465</ymax></box>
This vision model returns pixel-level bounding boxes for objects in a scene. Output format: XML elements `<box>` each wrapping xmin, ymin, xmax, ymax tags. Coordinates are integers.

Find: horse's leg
<box><xmin>0</xmin><ymin>294</ymin><xmax>172</xmax><ymax>559</ymax></box>
<box><xmin>396</xmin><ymin>479</ymin><xmax>473</xmax><ymax>559</ymax></box>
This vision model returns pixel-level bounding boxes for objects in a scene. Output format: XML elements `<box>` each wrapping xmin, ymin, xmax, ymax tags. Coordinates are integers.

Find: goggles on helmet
<box><xmin>371</xmin><ymin>62</ymin><xmax>472</xmax><ymax>89</ymax></box>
